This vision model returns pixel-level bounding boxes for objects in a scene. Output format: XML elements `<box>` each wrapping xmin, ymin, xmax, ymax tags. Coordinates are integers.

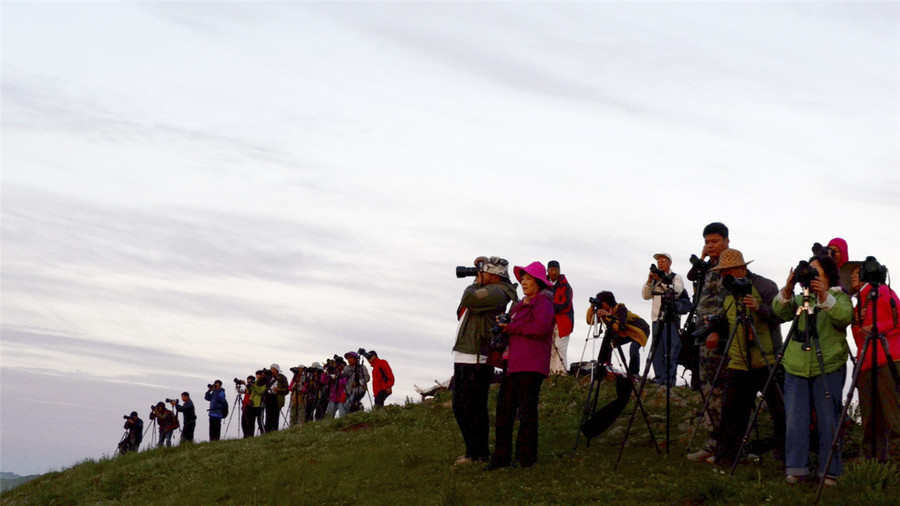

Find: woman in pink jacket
<box><xmin>487</xmin><ymin>261</ymin><xmax>555</xmax><ymax>470</ymax></box>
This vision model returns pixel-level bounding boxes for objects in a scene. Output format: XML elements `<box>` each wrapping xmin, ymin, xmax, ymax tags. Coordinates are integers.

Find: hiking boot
<box><xmin>453</xmin><ymin>455</ymin><xmax>473</xmax><ymax>467</ymax></box>
<box><xmin>687</xmin><ymin>449</ymin><xmax>712</xmax><ymax>462</ymax></box>
<box><xmin>785</xmin><ymin>475</ymin><xmax>807</xmax><ymax>485</ymax></box>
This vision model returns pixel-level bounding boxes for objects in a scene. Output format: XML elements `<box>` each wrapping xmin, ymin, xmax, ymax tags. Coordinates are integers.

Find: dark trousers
<box><xmin>181</xmin><ymin>420</ymin><xmax>195</xmax><ymax>443</ymax></box>
<box><xmin>265</xmin><ymin>400</ymin><xmax>280</xmax><ymax>432</ymax></box>
<box><xmin>491</xmin><ymin>371</ymin><xmax>545</xmax><ymax>467</ymax></box>
<box><xmin>242</xmin><ymin>407</ymin><xmax>258</xmax><ymax>438</ymax></box>
<box><xmin>452</xmin><ymin>363</ymin><xmax>494</xmax><ymax>461</ymax></box>
<box><xmin>716</xmin><ymin>367</ymin><xmax>786</xmax><ymax>466</ymax></box>
<box><xmin>209</xmin><ymin>417</ymin><xmax>221</xmax><ymax>441</ymax></box>
<box><xmin>374</xmin><ymin>390</ymin><xmax>391</xmax><ymax>408</ymax></box>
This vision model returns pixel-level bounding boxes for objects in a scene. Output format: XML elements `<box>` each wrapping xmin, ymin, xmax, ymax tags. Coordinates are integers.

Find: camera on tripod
<box><xmin>649</xmin><ymin>263</ymin><xmax>676</xmax><ymax>285</ymax></box>
<box><xmin>357</xmin><ymin>348</ymin><xmax>375</xmax><ymax>360</ymax></box>
<box><xmin>861</xmin><ymin>256</ymin><xmax>888</xmax><ymax>285</ymax></box>
<box><xmin>794</xmin><ymin>260</ymin><xmax>819</xmax><ymax>289</ymax></box>
<box><xmin>456</xmin><ymin>259</ymin><xmax>486</xmax><ymax>278</ymax></box>
<box><xmin>689</xmin><ymin>254</ymin><xmax>710</xmax><ymax>272</ymax></box>
<box><xmin>723</xmin><ymin>274</ymin><xmax>753</xmax><ymax>299</ymax></box>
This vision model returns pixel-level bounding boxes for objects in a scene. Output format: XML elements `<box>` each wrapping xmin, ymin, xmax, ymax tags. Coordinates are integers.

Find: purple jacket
<box><xmin>506</xmin><ymin>291</ymin><xmax>555</xmax><ymax>376</ymax></box>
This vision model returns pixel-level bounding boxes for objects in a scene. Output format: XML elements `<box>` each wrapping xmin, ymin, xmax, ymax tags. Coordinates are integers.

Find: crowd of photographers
<box><xmin>450</xmin><ymin>223</ymin><xmax>899</xmax><ymax>487</ymax></box>
<box><xmin>118</xmin><ymin>349</ymin><xmax>394</xmax><ymax>453</ymax></box>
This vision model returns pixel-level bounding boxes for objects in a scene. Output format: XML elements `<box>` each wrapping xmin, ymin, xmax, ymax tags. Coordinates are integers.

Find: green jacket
<box><xmin>453</xmin><ymin>280</ymin><xmax>518</xmax><ymax>357</ymax></box>
<box><xmin>247</xmin><ymin>382</ymin><xmax>266</xmax><ymax>408</ymax></box>
<box><xmin>773</xmin><ymin>287</ymin><xmax>852</xmax><ymax>377</ymax></box>
<box><xmin>723</xmin><ymin>273</ymin><xmax>781</xmax><ymax>371</ymax></box>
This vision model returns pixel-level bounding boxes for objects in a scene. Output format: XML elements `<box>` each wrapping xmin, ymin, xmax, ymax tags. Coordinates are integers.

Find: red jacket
<box><xmin>369</xmin><ymin>357</ymin><xmax>394</xmax><ymax>394</ymax></box>
<box><xmin>852</xmin><ymin>283</ymin><xmax>900</xmax><ymax>370</ymax></box>
<box><xmin>550</xmin><ymin>274</ymin><xmax>574</xmax><ymax>337</ymax></box>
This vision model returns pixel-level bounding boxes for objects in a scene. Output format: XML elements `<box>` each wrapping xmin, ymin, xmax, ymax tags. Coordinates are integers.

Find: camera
<box><xmin>689</xmin><ymin>254</ymin><xmax>710</xmax><ymax>272</ymax></box>
<box><xmin>456</xmin><ymin>260</ymin><xmax>486</xmax><ymax>278</ymax></box>
<box><xmin>165</xmin><ymin>398</ymin><xmax>177</xmax><ymax>404</ymax></box>
<box><xmin>692</xmin><ymin>314</ymin><xmax>722</xmax><ymax>340</ymax></box>
<box><xmin>650</xmin><ymin>263</ymin><xmax>676</xmax><ymax>285</ymax></box>
<box><xmin>723</xmin><ymin>274</ymin><xmax>753</xmax><ymax>299</ymax></box>
<box><xmin>290</xmin><ymin>366</ymin><xmax>303</xmax><ymax>374</ymax></box>
<box><xmin>588</xmin><ymin>296</ymin><xmax>601</xmax><ymax>307</ymax></box>
<box><xmin>794</xmin><ymin>260</ymin><xmax>819</xmax><ymax>288</ymax></box>
<box><xmin>123</xmin><ymin>415</ymin><xmax>131</xmax><ymax>420</ymax></box>
<box><xmin>207</xmin><ymin>383</ymin><xmax>214</xmax><ymax>389</ymax></box>
<box><xmin>233</xmin><ymin>378</ymin><xmax>243</xmax><ymax>384</ymax></box>
<box><xmin>489</xmin><ymin>313</ymin><xmax>510</xmax><ymax>352</ymax></box>
<box><xmin>861</xmin><ymin>256</ymin><xmax>888</xmax><ymax>285</ymax></box>
<box><xmin>357</xmin><ymin>348</ymin><xmax>374</xmax><ymax>360</ymax></box>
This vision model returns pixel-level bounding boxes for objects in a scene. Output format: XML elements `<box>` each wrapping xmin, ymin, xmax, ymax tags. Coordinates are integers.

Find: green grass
<box><xmin>1</xmin><ymin>376</ymin><xmax>893</xmax><ymax>505</ymax></box>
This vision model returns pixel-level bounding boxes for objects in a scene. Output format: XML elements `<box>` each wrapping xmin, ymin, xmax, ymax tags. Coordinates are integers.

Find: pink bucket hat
<box><xmin>514</xmin><ymin>261</ymin><xmax>551</xmax><ymax>288</ymax></box>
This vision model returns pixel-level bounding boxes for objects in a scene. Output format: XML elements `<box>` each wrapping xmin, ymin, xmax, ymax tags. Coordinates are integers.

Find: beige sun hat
<box><xmin>709</xmin><ymin>249</ymin><xmax>753</xmax><ymax>271</ymax></box>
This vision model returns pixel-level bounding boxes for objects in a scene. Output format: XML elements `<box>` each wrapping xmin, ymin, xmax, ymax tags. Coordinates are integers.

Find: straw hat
<box><xmin>709</xmin><ymin>249</ymin><xmax>753</xmax><ymax>271</ymax></box>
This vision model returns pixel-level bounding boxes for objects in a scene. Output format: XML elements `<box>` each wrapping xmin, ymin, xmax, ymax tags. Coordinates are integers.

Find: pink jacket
<box><xmin>852</xmin><ymin>283</ymin><xmax>900</xmax><ymax>370</ymax></box>
<box><xmin>505</xmin><ymin>292</ymin><xmax>555</xmax><ymax>377</ymax></box>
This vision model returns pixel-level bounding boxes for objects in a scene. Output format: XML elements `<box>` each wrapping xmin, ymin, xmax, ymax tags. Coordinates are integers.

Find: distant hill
<box><xmin>0</xmin><ymin>376</ymin><xmax>895</xmax><ymax>505</ymax></box>
<box><xmin>1</xmin><ymin>473</ymin><xmax>41</xmax><ymax>493</ymax></box>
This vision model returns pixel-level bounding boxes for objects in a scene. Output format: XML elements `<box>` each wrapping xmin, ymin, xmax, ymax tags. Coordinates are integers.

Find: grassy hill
<box><xmin>2</xmin><ymin>375</ymin><xmax>897</xmax><ymax>505</ymax></box>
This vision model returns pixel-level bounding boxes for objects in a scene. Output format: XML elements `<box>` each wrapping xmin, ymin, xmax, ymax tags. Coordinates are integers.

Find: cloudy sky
<box><xmin>2</xmin><ymin>2</ymin><xmax>898</xmax><ymax>475</ymax></box>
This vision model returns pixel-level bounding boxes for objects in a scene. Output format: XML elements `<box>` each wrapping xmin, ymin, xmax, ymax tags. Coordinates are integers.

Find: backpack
<box><xmin>221</xmin><ymin>400</ymin><xmax>228</xmax><ymax>418</ymax></box>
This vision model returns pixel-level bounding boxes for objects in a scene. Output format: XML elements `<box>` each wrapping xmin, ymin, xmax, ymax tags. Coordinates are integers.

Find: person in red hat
<box><xmin>486</xmin><ymin>261</ymin><xmax>555</xmax><ymax>470</ymax></box>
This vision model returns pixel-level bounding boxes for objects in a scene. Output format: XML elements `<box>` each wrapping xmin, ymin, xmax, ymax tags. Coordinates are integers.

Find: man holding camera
<box><xmin>204</xmin><ymin>380</ymin><xmax>227</xmax><ymax>441</ymax></box>
<box><xmin>452</xmin><ymin>256</ymin><xmax>518</xmax><ymax>467</ymax></box>
<box><xmin>708</xmin><ymin>249</ymin><xmax>785</xmax><ymax>468</ymax></box>
<box><xmin>686</xmin><ymin>222</ymin><xmax>730</xmax><ymax>462</ymax></box>
<box><xmin>265</xmin><ymin>364</ymin><xmax>289</xmax><ymax>432</ymax></box>
<box><xmin>289</xmin><ymin>364</ymin><xmax>307</xmax><ymax>427</ymax></box>
<box><xmin>343</xmin><ymin>351</ymin><xmax>370</xmax><ymax>413</ymax></box>
<box><xmin>121</xmin><ymin>411</ymin><xmax>144</xmax><ymax>452</ymax></box>
<box><xmin>547</xmin><ymin>260</ymin><xmax>574</xmax><ymax>375</ymax></box>
<box><xmin>641</xmin><ymin>252</ymin><xmax>685</xmax><ymax>385</ymax></box>
<box><xmin>171</xmin><ymin>392</ymin><xmax>196</xmax><ymax>444</ymax></box>
<box><xmin>363</xmin><ymin>350</ymin><xmax>395</xmax><ymax>408</ymax></box>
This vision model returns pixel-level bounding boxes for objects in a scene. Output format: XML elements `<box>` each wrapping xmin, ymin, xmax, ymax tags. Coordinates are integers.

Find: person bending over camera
<box><xmin>707</xmin><ymin>249</ymin><xmax>784</xmax><ymax>469</ymax></box>
<box><xmin>171</xmin><ymin>392</ymin><xmax>196</xmax><ymax>444</ymax></box>
<box><xmin>149</xmin><ymin>401</ymin><xmax>179</xmax><ymax>447</ymax></box>
<box><xmin>205</xmin><ymin>380</ymin><xmax>227</xmax><ymax>441</ymax></box>
<box><xmin>486</xmin><ymin>261</ymin><xmax>555</xmax><ymax>470</ymax></box>
<box><xmin>451</xmin><ymin>256</ymin><xmax>518</xmax><ymax>467</ymax></box>
<box><xmin>773</xmin><ymin>251</ymin><xmax>851</xmax><ymax>485</ymax></box>
<box><xmin>587</xmin><ymin>291</ymin><xmax>649</xmax><ymax>374</ymax></box>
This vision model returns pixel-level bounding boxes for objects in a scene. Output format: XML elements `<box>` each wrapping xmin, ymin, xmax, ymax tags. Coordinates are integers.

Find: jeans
<box><xmin>326</xmin><ymin>400</ymin><xmax>346</xmax><ymax>418</ymax></box>
<box><xmin>158</xmin><ymin>430</ymin><xmax>173</xmax><ymax>447</ymax></box>
<box><xmin>651</xmin><ymin>320</ymin><xmax>682</xmax><ymax>385</ymax></box>
<box><xmin>784</xmin><ymin>368</ymin><xmax>846</xmax><ymax>477</ymax></box>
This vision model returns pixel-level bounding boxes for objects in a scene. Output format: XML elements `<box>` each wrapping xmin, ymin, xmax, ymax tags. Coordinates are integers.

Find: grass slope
<box><xmin>2</xmin><ymin>376</ymin><xmax>897</xmax><ymax>505</ymax></box>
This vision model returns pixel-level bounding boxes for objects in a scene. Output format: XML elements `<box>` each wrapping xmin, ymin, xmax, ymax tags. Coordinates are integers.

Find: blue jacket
<box><xmin>205</xmin><ymin>388</ymin><xmax>227</xmax><ymax>419</ymax></box>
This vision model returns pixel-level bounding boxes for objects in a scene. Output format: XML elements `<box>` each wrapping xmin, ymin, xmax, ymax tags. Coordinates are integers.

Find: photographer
<box><xmin>486</xmin><ymin>262</ymin><xmax>555</xmax><ymax>470</ymax></box>
<box><xmin>238</xmin><ymin>373</ymin><xmax>265</xmax><ymax>437</ymax></box>
<box><xmin>120</xmin><ymin>411</ymin><xmax>143</xmax><ymax>452</ymax></box>
<box><xmin>289</xmin><ymin>364</ymin><xmax>307</xmax><ymax>427</ymax></box>
<box><xmin>204</xmin><ymin>380</ymin><xmax>227</xmax><ymax>441</ymax></box>
<box><xmin>265</xmin><ymin>364</ymin><xmax>289</xmax><ymax>432</ymax></box>
<box><xmin>363</xmin><ymin>351</ymin><xmax>394</xmax><ymax>409</ymax></box>
<box><xmin>324</xmin><ymin>357</ymin><xmax>348</xmax><ymax>418</ymax></box>
<box><xmin>844</xmin><ymin>258</ymin><xmax>900</xmax><ymax>463</ymax></box>
<box><xmin>546</xmin><ymin>260</ymin><xmax>574</xmax><ymax>376</ymax></box>
<box><xmin>641</xmin><ymin>252</ymin><xmax>686</xmax><ymax>385</ymax></box>
<box><xmin>451</xmin><ymin>256</ymin><xmax>518</xmax><ymax>467</ymax></box>
<box><xmin>587</xmin><ymin>291</ymin><xmax>649</xmax><ymax>372</ymax></box>
<box><xmin>171</xmin><ymin>392</ymin><xmax>196</xmax><ymax>444</ymax></box>
<box><xmin>304</xmin><ymin>362</ymin><xmax>326</xmax><ymax>421</ymax></box>
<box><xmin>149</xmin><ymin>401</ymin><xmax>179</xmax><ymax>447</ymax></box>
<box><xmin>342</xmin><ymin>352</ymin><xmax>370</xmax><ymax>413</ymax></box>
<box><xmin>685</xmin><ymin>222</ymin><xmax>730</xmax><ymax>462</ymax></box>
<box><xmin>706</xmin><ymin>249</ymin><xmax>785</xmax><ymax>469</ymax></box>
<box><xmin>773</xmin><ymin>251</ymin><xmax>851</xmax><ymax>485</ymax></box>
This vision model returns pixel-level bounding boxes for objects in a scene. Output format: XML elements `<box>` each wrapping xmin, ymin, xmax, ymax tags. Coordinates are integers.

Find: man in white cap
<box><xmin>641</xmin><ymin>252</ymin><xmax>685</xmax><ymax>385</ymax></box>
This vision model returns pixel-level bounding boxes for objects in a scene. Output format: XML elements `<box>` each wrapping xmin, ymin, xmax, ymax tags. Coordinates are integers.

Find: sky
<box><xmin>2</xmin><ymin>1</ymin><xmax>898</xmax><ymax>476</ymax></box>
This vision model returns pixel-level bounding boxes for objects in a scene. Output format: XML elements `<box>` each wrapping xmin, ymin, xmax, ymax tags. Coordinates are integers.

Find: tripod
<box><xmin>815</xmin><ymin>281</ymin><xmax>900</xmax><ymax>501</ymax></box>
<box><xmin>573</xmin><ymin>315</ymin><xmax>659</xmax><ymax>456</ymax></box>
<box><xmin>615</xmin><ymin>286</ymin><xmax>681</xmax><ymax>463</ymax></box>
<box><xmin>574</xmin><ymin>315</ymin><xmax>604</xmax><ymax>380</ymax></box>
<box><xmin>224</xmin><ymin>391</ymin><xmax>243</xmax><ymax>439</ymax></box>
